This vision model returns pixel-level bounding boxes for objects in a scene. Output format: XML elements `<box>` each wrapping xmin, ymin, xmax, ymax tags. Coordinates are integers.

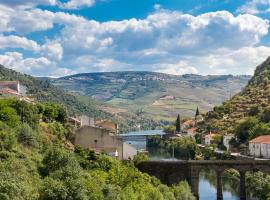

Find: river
<box><xmin>121</xmin><ymin>130</ymin><xmax>241</xmax><ymax>200</ymax></box>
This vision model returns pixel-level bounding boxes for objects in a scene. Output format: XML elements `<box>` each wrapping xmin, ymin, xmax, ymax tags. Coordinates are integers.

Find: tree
<box><xmin>15</xmin><ymin>123</ymin><xmax>39</xmax><ymax>147</ymax></box>
<box><xmin>235</xmin><ymin>117</ymin><xmax>259</xmax><ymax>143</ymax></box>
<box><xmin>195</xmin><ymin>107</ymin><xmax>200</xmax><ymax>117</ymax></box>
<box><xmin>176</xmin><ymin>114</ymin><xmax>181</xmax><ymax>133</ymax></box>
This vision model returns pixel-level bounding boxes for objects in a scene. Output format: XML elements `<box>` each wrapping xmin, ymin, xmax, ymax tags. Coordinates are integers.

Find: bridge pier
<box><xmin>216</xmin><ymin>171</ymin><xmax>223</xmax><ymax>200</ymax></box>
<box><xmin>189</xmin><ymin>168</ymin><xmax>200</xmax><ymax>200</ymax></box>
<box><xmin>239</xmin><ymin>171</ymin><xmax>246</xmax><ymax>200</ymax></box>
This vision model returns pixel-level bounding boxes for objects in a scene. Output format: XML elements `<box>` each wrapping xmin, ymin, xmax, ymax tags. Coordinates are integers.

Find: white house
<box><xmin>204</xmin><ymin>133</ymin><xmax>217</xmax><ymax>145</ymax></box>
<box><xmin>223</xmin><ymin>134</ymin><xmax>234</xmax><ymax>150</ymax></box>
<box><xmin>249</xmin><ymin>135</ymin><xmax>270</xmax><ymax>159</ymax></box>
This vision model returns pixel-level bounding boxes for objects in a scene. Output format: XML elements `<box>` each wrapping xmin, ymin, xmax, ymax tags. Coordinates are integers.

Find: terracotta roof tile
<box><xmin>249</xmin><ymin>135</ymin><xmax>270</xmax><ymax>144</ymax></box>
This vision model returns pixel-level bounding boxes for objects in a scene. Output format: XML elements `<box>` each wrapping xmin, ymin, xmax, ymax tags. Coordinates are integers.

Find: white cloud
<box><xmin>156</xmin><ymin>61</ymin><xmax>198</xmax><ymax>75</ymax></box>
<box><xmin>0</xmin><ymin>51</ymin><xmax>73</xmax><ymax>77</ymax></box>
<box><xmin>237</xmin><ymin>0</ymin><xmax>270</xmax><ymax>14</ymax></box>
<box><xmin>182</xmin><ymin>46</ymin><xmax>270</xmax><ymax>75</ymax></box>
<box><xmin>41</xmin><ymin>42</ymin><xmax>63</xmax><ymax>61</ymax></box>
<box><xmin>0</xmin><ymin>0</ymin><xmax>57</xmax><ymax>8</ymax></box>
<box><xmin>58</xmin><ymin>0</ymin><xmax>95</xmax><ymax>10</ymax></box>
<box><xmin>0</xmin><ymin>5</ymin><xmax>269</xmax><ymax>76</ymax></box>
<box><xmin>0</xmin><ymin>35</ymin><xmax>40</xmax><ymax>51</ymax></box>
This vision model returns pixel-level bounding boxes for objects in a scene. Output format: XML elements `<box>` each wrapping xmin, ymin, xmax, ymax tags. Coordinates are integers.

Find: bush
<box><xmin>0</xmin><ymin>122</ymin><xmax>16</xmax><ymax>151</ymax></box>
<box><xmin>15</xmin><ymin>123</ymin><xmax>39</xmax><ymax>147</ymax></box>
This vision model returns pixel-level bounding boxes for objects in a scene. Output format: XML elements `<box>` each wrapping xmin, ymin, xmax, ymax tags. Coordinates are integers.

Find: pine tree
<box><xmin>176</xmin><ymin>114</ymin><xmax>181</xmax><ymax>133</ymax></box>
<box><xmin>195</xmin><ymin>107</ymin><xmax>200</xmax><ymax>117</ymax></box>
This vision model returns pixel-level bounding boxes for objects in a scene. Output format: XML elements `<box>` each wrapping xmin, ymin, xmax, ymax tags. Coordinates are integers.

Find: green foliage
<box><xmin>203</xmin><ymin>147</ymin><xmax>215</xmax><ymax>160</ymax></box>
<box><xmin>163</xmin><ymin>125</ymin><xmax>176</xmax><ymax>134</ymax></box>
<box><xmin>0</xmin><ymin>122</ymin><xmax>16</xmax><ymax>151</ymax></box>
<box><xmin>0</xmin><ymin>157</ymin><xmax>41</xmax><ymax>200</ymax></box>
<box><xmin>0</xmin><ymin>98</ymin><xmax>196</xmax><ymax>200</ymax></box>
<box><xmin>0</xmin><ymin>105</ymin><xmax>20</xmax><ymax>127</ymax></box>
<box><xmin>235</xmin><ymin>117</ymin><xmax>259</xmax><ymax>143</ymax></box>
<box><xmin>172</xmin><ymin>181</ymin><xmax>196</xmax><ymax>200</ymax></box>
<box><xmin>133</xmin><ymin>152</ymin><xmax>149</xmax><ymax>165</ymax></box>
<box><xmin>246</xmin><ymin>171</ymin><xmax>270</xmax><ymax>200</ymax></box>
<box><xmin>147</xmin><ymin>136</ymin><xmax>198</xmax><ymax>160</ymax></box>
<box><xmin>48</xmin><ymin>122</ymin><xmax>68</xmax><ymax>140</ymax></box>
<box><xmin>260</xmin><ymin>107</ymin><xmax>270</xmax><ymax>123</ymax></box>
<box><xmin>15</xmin><ymin>123</ymin><xmax>39</xmax><ymax>147</ymax></box>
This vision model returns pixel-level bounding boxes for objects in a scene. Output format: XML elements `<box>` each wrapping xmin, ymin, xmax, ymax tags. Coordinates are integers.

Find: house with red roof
<box><xmin>249</xmin><ymin>135</ymin><xmax>270</xmax><ymax>159</ymax></box>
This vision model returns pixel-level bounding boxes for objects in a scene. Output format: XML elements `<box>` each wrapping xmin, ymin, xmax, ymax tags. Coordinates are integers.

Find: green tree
<box><xmin>0</xmin><ymin>122</ymin><xmax>16</xmax><ymax>151</ymax></box>
<box><xmin>235</xmin><ymin>117</ymin><xmax>259</xmax><ymax>143</ymax></box>
<box><xmin>0</xmin><ymin>107</ymin><xmax>20</xmax><ymax>127</ymax></box>
<box><xmin>15</xmin><ymin>123</ymin><xmax>39</xmax><ymax>147</ymax></box>
<box><xmin>176</xmin><ymin>114</ymin><xmax>181</xmax><ymax>133</ymax></box>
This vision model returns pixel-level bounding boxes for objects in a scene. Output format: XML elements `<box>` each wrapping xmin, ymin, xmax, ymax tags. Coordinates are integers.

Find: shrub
<box><xmin>15</xmin><ymin>123</ymin><xmax>39</xmax><ymax>147</ymax></box>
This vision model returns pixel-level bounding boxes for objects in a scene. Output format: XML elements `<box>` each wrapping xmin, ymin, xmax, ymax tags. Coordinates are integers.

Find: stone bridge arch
<box><xmin>137</xmin><ymin>160</ymin><xmax>270</xmax><ymax>200</ymax></box>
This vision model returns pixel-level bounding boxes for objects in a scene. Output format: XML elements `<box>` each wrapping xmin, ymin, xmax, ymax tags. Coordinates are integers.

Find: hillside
<box><xmin>0</xmin><ymin>98</ymin><xmax>195</xmax><ymax>200</ymax></box>
<box><xmin>202</xmin><ymin>56</ymin><xmax>270</xmax><ymax>143</ymax></box>
<box><xmin>0</xmin><ymin>65</ymin><xmax>112</xmax><ymax>120</ymax></box>
<box><xmin>51</xmin><ymin>72</ymin><xmax>250</xmax><ymax>121</ymax></box>
<box><xmin>0</xmin><ymin>66</ymin><xmax>164</xmax><ymax>133</ymax></box>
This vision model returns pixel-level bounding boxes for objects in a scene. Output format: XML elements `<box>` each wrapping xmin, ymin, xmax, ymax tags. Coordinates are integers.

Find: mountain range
<box><xmin>50</xmin><ymin>72</ymin><xmax>251</xmax><ymax>122</ymax></box>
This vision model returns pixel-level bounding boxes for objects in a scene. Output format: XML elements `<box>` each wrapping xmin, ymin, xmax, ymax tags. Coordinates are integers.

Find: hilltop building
<box><xmin>0</xmin><ymin>81</ymin><xmax>33</xmax><ymax>103</ymax></box>
<box><xmin>249</xmin><ymin>135</ymin><xmax>270</xmax><ymax>159</ymax></box>
<box><xmin>0</xmin><ymin>81</ymin><xmax>26</xmax><ymax>97</ymax></box>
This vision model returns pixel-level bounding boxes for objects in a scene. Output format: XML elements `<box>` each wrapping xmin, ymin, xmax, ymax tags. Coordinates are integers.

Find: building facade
<box><xmin>249</xmin><ymin>135</ymin><xmax>270</xmax><ymax>159</ymax></box>
<box><xmin>73</xmin><ymin>126</ymin><xmax>137</xmax><ymax>160</ymax></box>
<box><xmin>223</xmin><ymin>134</ymin><xmax>234</xmax><ymax>150</ymax></box>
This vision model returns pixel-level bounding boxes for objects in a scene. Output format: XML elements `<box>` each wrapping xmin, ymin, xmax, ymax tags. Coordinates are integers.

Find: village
<box><xmin>1</xmin><ymin>80</ymin><xmax>270</xmax><ymax>161</ymax></box>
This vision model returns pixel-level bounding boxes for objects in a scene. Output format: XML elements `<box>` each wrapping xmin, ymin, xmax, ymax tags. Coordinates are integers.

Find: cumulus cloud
<box><xmin>41</xmin><ymin>42</ymin><xmax>63</xmax><ymax>61</ymax></box>
<box><xmin>237</xmin><ymin>0</ymin><xmax>270</xmax><ymax>14</ymax></box>
<box><xmin>155</xmin><ymin>61</ymin><xmax>198</xmax><ymax>75</ymax></box>
<box><xmin>0</xmin><ymin>5</ymin><xmax>269</xmax><ymax>76</ymax></box>
<box><xmin>58</xmin><ymin>0</ymin><xmax>95</xmax><ymax>10</ymax></box>
<box><xmin>0</xmin><ymin>35</ymin><xmax>40</xmax><ymax>51</ymax></box>
<box><xmin>0</xmin><ymin>0</ymin><xmax>57</xmax><ymax>8</ymax></box>
<box><xmin>0</xmin><ymin>51</ymin><xmax>73</xmax><ymax>77</ymax></box>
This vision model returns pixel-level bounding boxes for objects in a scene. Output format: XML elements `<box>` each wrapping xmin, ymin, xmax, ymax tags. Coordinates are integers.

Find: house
<box><xmin>223</xmin><ymin>134</ymin><xmax>234</xmax><ymax>150</ymax></box>
<box><xmin>249</xmin><ymin>135</ymin><xmax>270</xmax><ymax>159</ymax></box>
<box><xmin>160</xmin><ymin>95</ymin><xmax>174</xmax><ymax>100</ymax></box>
<box><xmin>204</xmin><ymin>133</ymin><xmax>217</xmax><ymax>145</ymax></box>
<box><xmin>95</xmin><ymin>120</ymin><xmax>119</xmax><ymax>135</ymax></box>
<box><xmin>182</xmin><ymin>119</ymin><xmax>195</xmax><ymax>130</ymax></box>
<box><xmin>0</xmin><ymin>81</ymin><xmax>26</xmax><ymax>97</ymax></box>
<box><xmin>187</xmin><ymin>127</ymin><xmax>197</xmax><ymax>138</ymax></box>
<box><xmin>73</xmin><ymin>126</ymin><xmax>137</xmax><ymax>160</ymax></box>
<box><xmin>0</xmin><ymin>81</ymin><xmax>34</xmax><ymax>103</ymax></box>
<box><xmin>68</xmin><ymin>115</ymin><xmax>95</xmax><ymax>128</ymax></box>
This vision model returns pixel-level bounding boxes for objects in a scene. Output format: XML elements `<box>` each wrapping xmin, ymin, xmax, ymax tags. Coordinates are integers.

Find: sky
<box><xmin>0</xmin><ymin>0</ymin><xmax>270</xmax><ymax>77</ymax></box>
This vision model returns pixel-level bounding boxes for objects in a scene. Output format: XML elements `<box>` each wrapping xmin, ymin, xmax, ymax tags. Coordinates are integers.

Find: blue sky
<box><xmin>0</xmin><ymin>0</ymin><xmax>270</xmax><ymax>77</ymax></box>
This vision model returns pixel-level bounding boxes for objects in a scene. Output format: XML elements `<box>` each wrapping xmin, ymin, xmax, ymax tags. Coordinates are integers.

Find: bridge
<box><xmin>137</xmin><ymin>160</ymin><xmax>270</xmax><ymax>200</ymax></box>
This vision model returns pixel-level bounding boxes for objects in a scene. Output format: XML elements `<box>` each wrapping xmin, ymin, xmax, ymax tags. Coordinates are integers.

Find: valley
<box><xmin>50</xmin><ymin>72</ymin><xmax>250</xmax><ymax>121</ymax></box>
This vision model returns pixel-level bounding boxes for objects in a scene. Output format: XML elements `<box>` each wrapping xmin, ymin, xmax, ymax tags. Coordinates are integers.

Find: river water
<box><xmin>121</xmin><ymin>130</ymin><xmax>240</xmax><ymax>200</ymax></box>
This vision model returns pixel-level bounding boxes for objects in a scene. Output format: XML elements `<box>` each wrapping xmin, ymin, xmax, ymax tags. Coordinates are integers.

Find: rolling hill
<box><xmin>0</xmin><ymin>65</ymin><xmax>112</xmax><ymax>120</ymax></box>
<box><xmin>202</xmin><ymin>56</ymin><xmax>270</xmax><ymax>138</ymax></box>
<box><xmin>50</xmin><ymin>72</ymin><xmax>251</xmax><ymax>121</ymax></box>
